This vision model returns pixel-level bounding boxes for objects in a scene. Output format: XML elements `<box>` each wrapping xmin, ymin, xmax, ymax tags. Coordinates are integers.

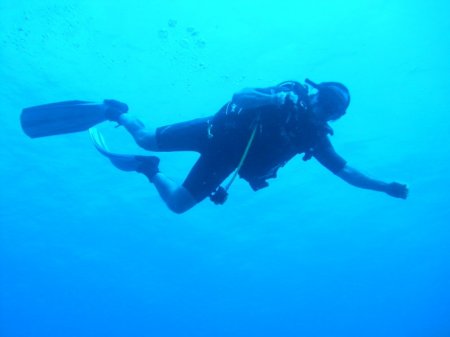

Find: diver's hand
<box><xmin>277</xmin><ymin>91</ymin><xmax>299</xmax><ymax>107</ymax></box>
<box><xmin>385</xmin><ymin>182</ymin><xmax>409</xmax><ymax>199</ymax></box>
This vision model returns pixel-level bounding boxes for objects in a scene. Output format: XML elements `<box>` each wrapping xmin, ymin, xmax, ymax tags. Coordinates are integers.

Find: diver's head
<box><xmin>306</xmin><ymin>79</ymin><xmax>350</xmax><ymax>122</ymax></box>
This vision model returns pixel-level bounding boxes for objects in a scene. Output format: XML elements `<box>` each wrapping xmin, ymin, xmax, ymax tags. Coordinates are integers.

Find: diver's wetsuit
<box><xmin>155</xmin><ymin>86</ymin><xmax>347</xmax><ymax>202</ymax></box>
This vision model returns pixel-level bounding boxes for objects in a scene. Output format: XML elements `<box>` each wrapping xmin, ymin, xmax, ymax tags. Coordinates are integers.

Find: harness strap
<box><xmin>209</xmin><ymin>121</ymin><xmax>259</xmax><ymax>205</ymax></box>
<box><xmin>224</xmin><ymin>121</ymin><xmax>259</xmax><ymax>191</ymax></box>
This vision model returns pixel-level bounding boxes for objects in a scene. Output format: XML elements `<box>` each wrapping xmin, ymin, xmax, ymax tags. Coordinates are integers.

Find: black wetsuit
<box><xmin>155</xmin><ymin>85</ymin><xmax>347</xmax><ymax>201</ymax></box>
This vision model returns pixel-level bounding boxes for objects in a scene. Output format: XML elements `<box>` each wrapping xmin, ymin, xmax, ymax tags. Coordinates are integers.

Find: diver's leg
<box><xmin>143</xmin><ymin>172</ymin><xmax>197</xmax><ymax>214</ymax></box>
<box><xmin>103</xmin><ymin>100</ymin><xmax>158</xmax><ymax>150</ymax></box>
<box><xmin>112</xmin><ymin>115</ymin><xmax>215</xmax><ymax>213</ymax></box>
<box><xmin>117</xmin><ymin>114</ymin><xmax>214</xmax><ymax>154</ymax></box>
<box><xmin>99</xmin><ymin>152</ymin><xmax>197</xmax><ymax>214</ymax></box>
<box><xmin>139</xmin><ymin>152</ymin><xmax>233</xmax><ymax>213</ymax></box>
<box><xmin>118</xmin><ymin>114</ymin><xmax>158</xmax><ymax>151</ymax></box>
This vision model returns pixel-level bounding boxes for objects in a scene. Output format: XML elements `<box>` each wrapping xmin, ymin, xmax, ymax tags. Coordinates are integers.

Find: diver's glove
<box><xmin>276</xmin><ymin>91</ymin><xmax>299</xmax><ymax>108</ymax></box>
<box><xmin>385</xmin><ymin>182</ymin><xmax>409</xmax><ymax>199</ymax></box>
<box><xmin>104</xmin><ymin>99</ymin><xmax>129</xmax><ymax>122</ymax></box>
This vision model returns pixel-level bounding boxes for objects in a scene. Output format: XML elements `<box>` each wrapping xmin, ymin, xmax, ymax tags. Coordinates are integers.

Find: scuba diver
<box><xmin>21</xmin><ymin>79</ymin><xmax>409</xmax><ymax>213</ymax></box>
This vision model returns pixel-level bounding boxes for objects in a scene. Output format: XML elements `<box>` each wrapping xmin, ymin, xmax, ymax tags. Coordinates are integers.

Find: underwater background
<box><xmin>1</xmin><ymin>0</ymin><xmax>449</xmax><ymax>336</ymax></box>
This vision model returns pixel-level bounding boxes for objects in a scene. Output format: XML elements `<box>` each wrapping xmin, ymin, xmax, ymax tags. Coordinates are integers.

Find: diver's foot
<box><xmin>107</xmin><ymin>154</ymin><xmax>160</xmax><ymax>179</ymax></box>
<box><xmin>104</xmin><ymin>99</ymin><xmax>129</xmax><ymax>122</ymax></box>
<box><xmin>135</xmin><ymin>155</ymin><xmax>160</xmax><ymax>180</ymax></box>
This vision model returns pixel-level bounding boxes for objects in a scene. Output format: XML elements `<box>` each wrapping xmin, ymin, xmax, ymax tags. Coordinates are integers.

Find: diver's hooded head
<box><xmin>306</xmin><ymin>79</ymin><xmax>350</xmax><ymax>122</ymax></box>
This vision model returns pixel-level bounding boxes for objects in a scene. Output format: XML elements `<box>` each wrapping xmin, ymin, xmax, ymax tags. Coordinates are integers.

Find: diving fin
<box><xmin>89</xmin><ymin>127</ymin><xmax>139</xmax><ymax>171</ymax></box>
<box><xmin>21</xmin><ymin>100</ymin><xmax>109</xmax><ymax>138</ymax></box>
<box><xmin>89</xmin><ymin>128</ymin><xmax>160</xmax><ymax>173</ymax></box>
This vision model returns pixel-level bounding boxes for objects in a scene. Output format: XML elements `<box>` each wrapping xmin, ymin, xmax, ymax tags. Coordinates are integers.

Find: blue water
<box><xmin>1</xmin><ymin>1</ymin><xmax>450</xmax><ymax>336</ymax></box>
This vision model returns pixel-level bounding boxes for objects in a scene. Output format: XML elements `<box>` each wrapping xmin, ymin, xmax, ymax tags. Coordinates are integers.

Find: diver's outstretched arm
<box><xmin>336</xmin><ymin>164</ymin><xmax>409</xmax><ymax>199</ymax></box>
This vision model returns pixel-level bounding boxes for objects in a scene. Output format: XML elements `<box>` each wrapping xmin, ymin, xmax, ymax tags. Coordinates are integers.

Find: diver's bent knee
<box><xmin>166</xmin><ymin>189</ymin><xmax>197</xmax><ymax>214</ymax></box>
<box><xmin>167</xmin><ymin>201</ymin><xmax>195</xmax><ymax>214</ymax></box>
<box><xmin>135</xmin><ymin>129</ymin><xmax>158</xmax><ymax>151</ymax></box>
